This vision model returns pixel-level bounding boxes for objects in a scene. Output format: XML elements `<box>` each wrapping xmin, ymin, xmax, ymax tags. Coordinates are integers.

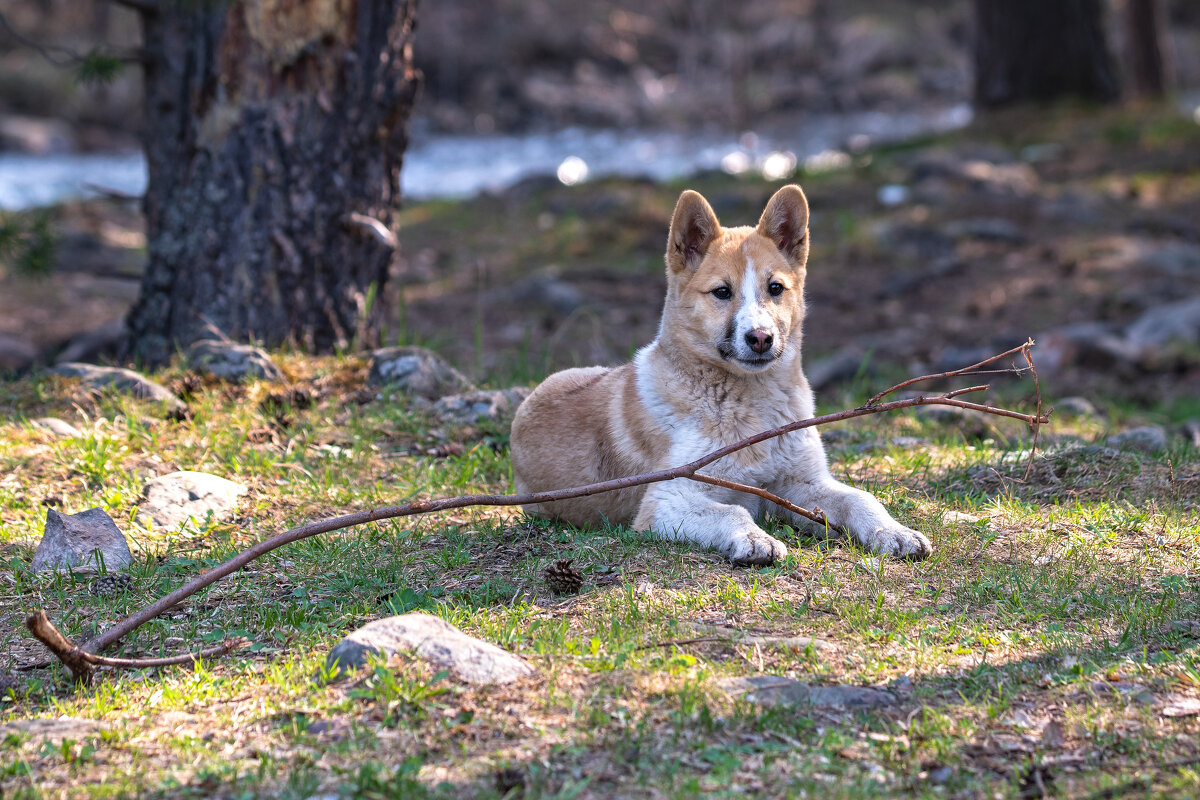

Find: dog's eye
<box><xmin>768</xmin><ymin>281</ymin><xmax>785</xmax><ymax>296</ymax></box>
<box><xmin>711</xmin><ymin>286</ymin><xmax>732</xmax><ymax>300</ymax></box>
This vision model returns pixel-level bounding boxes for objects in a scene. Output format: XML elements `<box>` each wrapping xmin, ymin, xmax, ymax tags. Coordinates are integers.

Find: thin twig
<box><xmin>25</xmin><ymin>343</ymin><xmax>1049</xmax><ymax>681</ymax></box>
<box><xmin>866</xmin><ymin>339</ymin><xmax>1034</xmax><ymax>406</ymax></box>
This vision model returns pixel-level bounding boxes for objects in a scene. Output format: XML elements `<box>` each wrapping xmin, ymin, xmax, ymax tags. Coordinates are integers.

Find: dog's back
<box><xmin>510</xmin><ymin>363</ymin><xmax>661</xmax><ymax>526</ymax></box>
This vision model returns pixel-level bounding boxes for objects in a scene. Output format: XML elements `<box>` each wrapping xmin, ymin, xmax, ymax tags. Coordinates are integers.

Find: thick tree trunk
<box><xmin>1125</xmin><ymin>0</ymin><xmax>1168</xmax><ymax>99</ymax></box>
<box><xmin>973</xmin><ymin>0</ymin><xmax>1119</xmax><ymax>107</ymax></box>
<box><xmin>125</xmin><ymin>0</ymin><xmax>420</xmax><ymax>363</ymax></box>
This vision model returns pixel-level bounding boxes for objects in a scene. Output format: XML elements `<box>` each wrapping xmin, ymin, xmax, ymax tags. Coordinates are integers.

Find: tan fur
<box><xmin>511</xmin><ymin>186</ymin><xmax>932</xmax><ymax>564</ymax></box>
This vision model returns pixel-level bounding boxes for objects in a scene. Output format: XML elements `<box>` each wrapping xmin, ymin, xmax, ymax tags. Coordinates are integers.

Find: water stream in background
<box><xmin>2</xmin><ymin>104</ymin><xmax>973</xmax><ymax>211</ymax></box>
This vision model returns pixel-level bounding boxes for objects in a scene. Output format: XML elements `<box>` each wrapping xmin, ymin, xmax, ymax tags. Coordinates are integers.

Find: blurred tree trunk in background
<box><xmin>973</xmin><ymin>0</ymin><xmax>1119</xmax><ymax>107</ymax></box>
<box><xmin>124</xmin><ymin>0</ymin><xmax>420</xmax><ymax>364</ymax></box>
<box><xmin>1124</xmin><ymin>0</ymin><xmax>1168</xmax><ymax>99</ymax></box>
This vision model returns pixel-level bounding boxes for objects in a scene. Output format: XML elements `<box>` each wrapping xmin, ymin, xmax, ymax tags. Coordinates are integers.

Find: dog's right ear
<box><xmin>666</xmin><ymin>190</ymin><xmax>721</xmax><ymax>273</ymax></box>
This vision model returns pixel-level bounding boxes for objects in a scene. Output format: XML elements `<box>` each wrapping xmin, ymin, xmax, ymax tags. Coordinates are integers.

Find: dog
<box><xmin>510</xmin><ymin>185</ymin><xmax>931</xmax><ymax>564</ymax></box>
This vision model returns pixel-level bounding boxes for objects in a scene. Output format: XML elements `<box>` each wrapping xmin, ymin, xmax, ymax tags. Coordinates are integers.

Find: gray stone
<box><xmin>1037</xmin><ymin>322</ymin><xmax>1141</xmax><ymax>373</ymax></box>
<box><xmin>0</xmin><ymin>717</ymin><xmax>103</xmax><ymax>744</ymax></box>
<box><xmin>0</xmin><ymin>334</ymin><xmax>37</xmax><ymax>372</ymax></box>
<box><xmin>30</xmin><ymin>508</ymin><xmax>132</xmax><ymax>574</ymax></box>
<box><xmin>1181</xmin><ymin>420</ymin><xmax>1200</xmax><ymax>449</ymax></box>
<box><xmin>186</xmin><ymin>339</ymin><xmax>284</xmax><ymax>382</ymax></box>
<box><xmin>510</xmin><ymin>273</ymin><xmax>586</xmax><ymax>316</ymax></box>
<box><xmin>50</xmin><ymin>362</ymin><xmax>183</xmax><ymax>409</ymax></box>
<box><xmin>914</xmin><ymin>405</ymin><xmax>994</xmax><ymax>440</ymax></box>
<box><xmin>54</xmin><ymin>320</ymin><xmax>127</xmax><ymax>366</ymax></box>
<box><xmin>1137</xmin><ymin>241</ymin><xmax>1200</xmax><ymax>278</ymax></box>
<box><xmin>1106</xmin><ymin>426</ymin><xmax>1168</xmax><ymax>454</ymax></box>
<box><xmin>1054</xmin><ymin>397</ymin><xmax>1100</xmax><ymax>418</ymax></box>
<box><xmin>432</xmin><ymin>387</ymin><xmax>532</xmax><ymax>424</ymax></box>
<box><xmin>367</xmin><ymin>347</ymin><xmax>474</xmax><ymax>400</ymax></box>
<box><xmin>720</xmin><ymin>676</ymin><xmax>896</xmax><ymax>710</ymax></box>
<box><xmin>1125</xmin><ymin>297</ymin><xmax>1200</xmax><ymax>363</ymax></box>
<box><xmin>30</xmin><ymin>417</ymin><xmax>82</xmax><ymax>439</ymax></box>
<box><xmin>326</xmin><ymin>612</ymin><xmax>534</xmax><ymax>684</ymax></box>
<box><xmin>137</xmin><ymin>471</ymin><xmax>247</xmax><ymax>532</ymax></box>
<box><xmin>807</xmin><ymin>347</ymin><xmax>870</xmax><ymax>391</ymax></box>
<box><xmin>943</xmin><ymin>217</ymin><xmax>1025</xmax><ymax>244</ymax></box>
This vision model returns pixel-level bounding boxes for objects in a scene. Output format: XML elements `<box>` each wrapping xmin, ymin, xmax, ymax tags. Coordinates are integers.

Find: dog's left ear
<box><xmin>757</xmin><ymin>185</ymin><xmax>810</xmax><ymax>266</ymax></box>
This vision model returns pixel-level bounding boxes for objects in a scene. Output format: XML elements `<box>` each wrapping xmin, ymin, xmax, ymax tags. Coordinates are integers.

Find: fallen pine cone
<box><xmin>91</xmin><ymin>573</ymin><xmax>134</xmax><ymax>598</ymax></box>
<box><xmin>544</xmin><ymin>559</ymin><xmax>583</xmax><ymax>595</ymax></box>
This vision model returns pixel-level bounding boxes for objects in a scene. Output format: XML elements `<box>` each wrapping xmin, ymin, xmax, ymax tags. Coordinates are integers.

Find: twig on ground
<box><xmin>25</xmin><ymin>342</ymin><xmax>1049</xmax><ymax>682</ymax></box>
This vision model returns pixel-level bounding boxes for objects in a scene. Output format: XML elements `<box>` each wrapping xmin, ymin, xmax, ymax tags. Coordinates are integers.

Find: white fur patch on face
<box><xmin>732</xmin><ymin>257</ymin><xmax>779</xmax><ymax>364</ymax></box>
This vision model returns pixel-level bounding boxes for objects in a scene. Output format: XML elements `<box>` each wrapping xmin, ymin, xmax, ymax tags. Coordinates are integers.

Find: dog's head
<box><xmin>661</xmin><ymin>185</ymin><xmax>809</xmax><ymax>374</ymax></box>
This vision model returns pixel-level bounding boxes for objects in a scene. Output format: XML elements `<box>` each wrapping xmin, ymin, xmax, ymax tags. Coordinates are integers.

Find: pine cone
<box><xmin>90</xmin><ymin>573</ymin><xmax>134</xmax><ymax>598</ymax></box>
<box><xmin>544</xmin><ymin>559</ymin><xmax>583</xmax><ymax>595</ymax></box>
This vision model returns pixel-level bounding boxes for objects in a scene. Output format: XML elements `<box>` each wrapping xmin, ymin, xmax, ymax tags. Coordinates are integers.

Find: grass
<box><xmin>0</xmin><ymin>352</ymin><xmax>1197</xmax><ymax>800</ymax></box>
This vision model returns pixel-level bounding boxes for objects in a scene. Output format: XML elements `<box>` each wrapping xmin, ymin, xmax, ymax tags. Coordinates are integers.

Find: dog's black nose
<box><xmin>745</xmin><ymin>330</ymin><xmax>773</xmax><ymax>354</ymax></box>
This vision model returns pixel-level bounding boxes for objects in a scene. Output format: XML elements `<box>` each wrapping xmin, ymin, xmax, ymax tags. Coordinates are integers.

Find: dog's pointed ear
<box><xmin>666</xmin><ymin>190</ymin><xmax>721</xmax><ymax>273</ymax></box>
<box><xmin>757</xmin><ymin>184</ymin><xmax>810</xmax><ymax>266</ymax></box>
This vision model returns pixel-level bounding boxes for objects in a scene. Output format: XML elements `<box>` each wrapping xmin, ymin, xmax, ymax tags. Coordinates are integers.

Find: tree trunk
<box><xmin>125</xmin><ymin>0</ymin><xmax>420</xmax><ymax>364</ymax></box>
<box><xmin>1124</xmin><ymin>0</ymin><xmax>1168</xmax><ymax>99</ymax></box>
<box><xmin>973</xmin><ymin>0</ymin><xmax>1119</xmax><ymax>107</ymax></box>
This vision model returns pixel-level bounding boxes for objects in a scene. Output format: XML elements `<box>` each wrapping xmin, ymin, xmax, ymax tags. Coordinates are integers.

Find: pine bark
<box><xmin>973</xmin><ymin>0</ymin><xmax>1119</xmax><ymax>107</ymax></box>
<box><xmin>1125</xmin><ymin>0</ymin><xmax>1168</xmax><ymax>99</ymax></box>
<box><xmin>126</xmin><ymin>0</ymin><xmax>420</xmax><ymax>363</ymax></box>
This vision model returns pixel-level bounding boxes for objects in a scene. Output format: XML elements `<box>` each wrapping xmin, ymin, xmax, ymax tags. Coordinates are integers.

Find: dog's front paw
<box><xmin>859</xmin><ymin>524</ymin><xmax>932</xmax><ymax>561</ymax></box>
<box><xmin>723</xmin><ymin>527</ymin><xmax>788</xmax><ymax>566</ymax></box>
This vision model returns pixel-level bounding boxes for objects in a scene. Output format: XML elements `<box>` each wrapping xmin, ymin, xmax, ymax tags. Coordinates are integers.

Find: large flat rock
<box><xmin>326</xmin><ymin>612</ymin><xmax>534</xmax><ymax>684</ymax></box>
<box><xmin>137</xmin><ymin>471</ymin><xmax>247</xmax><ymax>532</ymax></box>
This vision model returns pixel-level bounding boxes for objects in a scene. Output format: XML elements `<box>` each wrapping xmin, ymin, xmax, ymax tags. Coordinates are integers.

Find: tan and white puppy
<box><xmin>510</xmin><ymin>185</ymin><xmax>931</xmax><ymax>564</ymax></box>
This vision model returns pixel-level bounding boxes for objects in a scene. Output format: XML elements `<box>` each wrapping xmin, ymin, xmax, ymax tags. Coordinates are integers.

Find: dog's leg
<box><xmin>775</xmin><ymin>476</ymin><xmax>932</xmax><ymax>560</ymax></box>
<box><xmin>634</xmin><ymin>483</ymin><xmax>787</xmax><ymax>565</ymax></box>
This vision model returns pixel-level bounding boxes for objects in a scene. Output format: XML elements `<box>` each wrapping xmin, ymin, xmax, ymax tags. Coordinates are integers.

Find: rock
<box><xmin>30</xmin><ymin>417</ymin><xmax>82</xmax><ymax>439</ymax></box>
<box><xmin>932</xmin><ymin>344</ymin><xmax>998</xmax><ymax>373</ymax></box>
<box><xmin>720</xmin><ymin>676</ymin><xmax>896</xmax><ymax>710</ymax></box>
<box><xmin>914</xmin><ymin>405</ymin><xmax>994</xmax><ymax>440</ymax></box>
<box><xmin>855</xmin><ymin>436</ymin><xmax>926</xmax><ymax>454</ymax></box>
<box><xmin>1054</xmin><ymin>397</ymin><xmax>1100</xmax><ymax>418</ymax></box>
<box><xmin>325</xmin><ymin>612</ymin><xmax>535</xmax><ymax>684</ymax></box>
<box><xmin>1181</xmin><ymin>420</ymin><xmax>1200</xmax><ymax>449</ymax></box>
<box><xmin>1106</xmin><ymin>425</ymin><xmax>1168</xmax><ymax>454</ymax></box>
<box><xmin>53</xmin><ymin>320</ymin><xmax>128</xmax><ymax>366</ymax></box>
<box><xmin>186</xmin><ymin>339</ymin><xmax>284</xmax><ymax>382</ymax></box>
<box><xmin>137</xmin><ymin>471</ymin><xmax>248</xmax><ymax>532</ymax></box>
<box><xmin>1037</xmin><ymin>322</ymin><xmax>1141</xmax><ymax>374</ymax></box>
<box><xmin>0</xmin><ymin>717</ymin><xmax>102</xmax><ymax>744</ymax></box>
<box><xmin>1160</xmin><ymin>697</ymin><xmax>1200</xmax><ymax>718</ymax></box>
<box><xmin>807</xmin><ymin>347</ymin><xmax>870</xmax><ymax>391</ymax></box>
<box><xmin>943</xmin><ymin>217</ymin><xmax>1025</xmax><ymax>244</ymax></box>
<box><xmin>1137</xmin><ymin>241</ymin><xmax>1200</xmax><ymax>278</ymax></box>
<box><xmin>1125</xmin><ymin>297</ymin><xmax>1200</xmax><ymax>366</ymax></box>
<box><xmin>510</xmin><ymin>273</ymin><xmax>586</xmax><ymax>316</ymax></box>
<box><xmin>30</xmin><ymin>508</ymin><xmax>133</xmax><ymax>574</ymax></box>
<box><xmin>0</xmin><ymin>334</ymin><xmax>37</xmax><ymax>372</ymax></box>
<box><xmin>50</xmin><ymin>362</ymin><xmax>184</xmax><ymax>410</ymax></box>
<box><xmin>432</xmin><ymin>387</ymin><xmax>532</xmax><ymax>424</ymax></box>
<box><xmin>367</xmin><ymin>346</ymin><xmax>474</xmax><ymax>400</ymax></box>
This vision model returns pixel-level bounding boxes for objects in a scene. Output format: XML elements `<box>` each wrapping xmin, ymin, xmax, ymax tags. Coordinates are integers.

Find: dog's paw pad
<box><xmin>727</xmin><ymin>530</ymin><xmax>788</xmax><ymax>566</ymax></box>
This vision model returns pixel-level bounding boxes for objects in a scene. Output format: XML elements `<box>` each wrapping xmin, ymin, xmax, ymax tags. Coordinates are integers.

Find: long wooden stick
<box><xmin>25</xmin><ymin>342</ymin><xmax>1048</xmax><ymax>682</ymax></box>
